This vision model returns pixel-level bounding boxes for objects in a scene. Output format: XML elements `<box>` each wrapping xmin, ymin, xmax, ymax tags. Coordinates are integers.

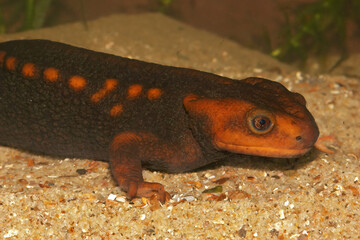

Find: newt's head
<box><xmin>184</xmin><ymin>77</ymin><xmax>319</xmax><ymax>158</ymax></box>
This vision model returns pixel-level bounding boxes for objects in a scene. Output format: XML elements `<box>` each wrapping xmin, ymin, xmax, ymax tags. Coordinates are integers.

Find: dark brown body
<box><xmin>0</xmin><ymin>40</ymin><xmax>319</xmax><ymax>202</ymax></box>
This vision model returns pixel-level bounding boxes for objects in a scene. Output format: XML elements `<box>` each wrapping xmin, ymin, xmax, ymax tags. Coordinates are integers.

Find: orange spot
<box><xmin>0</xmin><ymin>51</ymin><xmax>6</xmax><ymax>66</ymax></box>
<box><xmin>110</xmin><ymin>104</ymin><xmax>123</xmax><ymax>117</ymax></box>
<box><xmin>5</xmin><ymin>56</ymin><xmax>16</xmax><ymax>71</ymax></box>
<box><xmin>91</xmin><ymin>79</ymin><xmax>118</xmax><ymax>102</ymax></box>
<box><xmin>127</xmin><ymin>84</ymin><xmax>143</xmax><ymax>99</ymax></box>
<box><xmin>22</xmin><ymin>63</ymin><xmax>36</xmax><ymax>78</ymax></box>
<box><xmin>69</xmin><ymin>75</ymin><xmax>87</xmax><ymax>91</ymax></box>
<box><xmin>147</xmin><ymin>88</ymin><xmax>163</xmax><ymax>100</ymax></box>
<box><xmin>105</xmin><ymin>78</ymin><xmax>118</xmax><ymax>90</ymax></box>
<box><xmin>43</xmin><ymin>67</ymin><xmax>60</xmax><ymax>82</ymax></box>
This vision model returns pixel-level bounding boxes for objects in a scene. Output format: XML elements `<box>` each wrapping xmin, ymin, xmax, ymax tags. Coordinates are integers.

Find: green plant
<box><xmin>272</xmin><ymin>0</ymin><xmax>360</xmax><ymax>71</ymax></box>
<box><xmin>24</xmin><ymin>0</ymin><xmax>53</xmax><ymax>30</ymax></box>
<box><xmin>0</xmin><ymin>0</ymin><xmax>54</xmax><ymax>33</ymax></box>
<box><xmin>0</xmin><ymin>5</ymin><xmax>5</xmax><ymax>33</ymax></box>
<box><xmin>158</xmin><ymin>0</ymin><xmax>174</xmax><ymax>13</ymax></box>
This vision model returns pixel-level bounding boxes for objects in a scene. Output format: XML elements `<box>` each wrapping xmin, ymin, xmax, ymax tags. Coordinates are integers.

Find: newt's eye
<box><xmin>247</xmin><ymin>109</ymin><xmax>275</xmax><ymax>134</ymax></box>
<box><xmin>252</xmin><ymin>116</ymin><xmax>271</xmax><ymax>130</ymax></box>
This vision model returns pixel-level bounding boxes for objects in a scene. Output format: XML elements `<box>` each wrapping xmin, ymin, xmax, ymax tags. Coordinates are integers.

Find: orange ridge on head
<box><xmin>43</xmin><ymin>67</ymin><xmax>60</xmax><ymax>83</ymax></box>
<box><xmin>147</xmin><ymin>88</ymin><xmax>163</xmax><ymax>100</ymax></box>
<box><xmin>91</xmin><ymin>79</ymin><xmax>118</xmax><ymax>103</ymax></box>
<box><xmin>127</xmin><ymin>84</ymin><xmax>143</xmax><ymax>99</ymax></box>
<box><xmin>5</xmin><ymin>56</ymin><xmax>16</xmax><ymax>71</ymax></box>
<box><xmin>22</xmin><ymin>63</ymin><xmax>37</xmax><ymax>78</ymax></box>
<box><xmin>110</xmin><ymin>104</ymin><xmax>123</xmax><ymax>117</ymax></box>
<box><xmin>69</xmin><ymin>75</ymin><xmax>87</xmax><ymax>91</ymax></box>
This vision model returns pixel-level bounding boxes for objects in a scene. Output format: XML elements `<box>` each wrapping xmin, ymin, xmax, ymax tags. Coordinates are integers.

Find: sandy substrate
<box><xmin>0</xmin><ymin>13</ymin><xmax>359</xmax><ymax>239</ymax></box>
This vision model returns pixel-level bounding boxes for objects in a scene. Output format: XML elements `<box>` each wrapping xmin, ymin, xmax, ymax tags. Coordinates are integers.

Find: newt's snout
<box><xmin>293</xmin><ymin>115</ymin><xmax>319</xmax><ymax>153</ymax></box>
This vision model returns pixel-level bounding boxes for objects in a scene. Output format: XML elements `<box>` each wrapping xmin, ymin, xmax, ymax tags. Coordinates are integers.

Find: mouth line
<box><xmin>215</xmin><ymin>141</ymin><xmax>313</xmax><ymax>158</ymax></box>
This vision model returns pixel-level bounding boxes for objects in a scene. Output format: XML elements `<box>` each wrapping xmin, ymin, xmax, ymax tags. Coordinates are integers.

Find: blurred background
<box><xmin>0</xmin><ymin>0</ymin><xmax>359</xmax><ymax>73</ymax></box>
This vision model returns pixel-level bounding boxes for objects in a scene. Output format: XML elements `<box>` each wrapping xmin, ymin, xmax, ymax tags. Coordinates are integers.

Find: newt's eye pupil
<box><xmin>252</xmin><ymin>116</ymin><xmax>271</xmax><ymax>131</ymax></box>
<box><xmin>247</xmin><ymin>109</ymin><xmax>275</xmax><ymax>135</ymax></box>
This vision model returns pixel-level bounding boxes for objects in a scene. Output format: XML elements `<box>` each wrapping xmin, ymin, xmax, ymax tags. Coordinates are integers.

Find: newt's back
<box><xmin>0</xmin><ymin>40</ymin><xmax>191</xmax><ymax>160</ymax></box>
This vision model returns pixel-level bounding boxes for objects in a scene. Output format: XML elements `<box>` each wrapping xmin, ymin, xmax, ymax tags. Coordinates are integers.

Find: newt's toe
<box><xmin>315</xmin><ymin>135</ymin><xmax>337</xmax><ymax>154</ymax></box>
<box><xmin>127</xmin><ymin>181</ymin><xmax>170</xmax><ymax>204</ymax></box>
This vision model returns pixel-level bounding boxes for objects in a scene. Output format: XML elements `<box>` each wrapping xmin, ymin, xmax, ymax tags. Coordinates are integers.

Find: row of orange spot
<box><xmin>0</xmin><ymin>50</ymin><xmax>163</xmax><ymax>117</ymax></box>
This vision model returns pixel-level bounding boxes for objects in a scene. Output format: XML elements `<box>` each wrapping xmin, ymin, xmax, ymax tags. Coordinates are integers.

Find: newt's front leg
<box><xmin>109</xmin><ymin>132</ymin><xmax>171</xmax><ymax>203</ymax></box>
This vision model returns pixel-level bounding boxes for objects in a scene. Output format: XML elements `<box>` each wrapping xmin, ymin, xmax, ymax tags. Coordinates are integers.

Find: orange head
<box><xmin>183</xmin><ymin>77</ymin><xmax>319</xmax><ymax>158</ymax></box>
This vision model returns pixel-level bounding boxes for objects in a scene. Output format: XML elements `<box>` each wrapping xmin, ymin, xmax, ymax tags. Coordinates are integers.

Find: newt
<box><xmin>0</xmin><ymin>39</ymin><xmax>319</xmax><ymax>203</ymax></box>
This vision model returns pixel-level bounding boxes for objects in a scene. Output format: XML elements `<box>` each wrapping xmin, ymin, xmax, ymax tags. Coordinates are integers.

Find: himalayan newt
<box><xmin>0</xmin><ymin>39</ymin><xmax>319</xmax><ymax>203</ymax></box>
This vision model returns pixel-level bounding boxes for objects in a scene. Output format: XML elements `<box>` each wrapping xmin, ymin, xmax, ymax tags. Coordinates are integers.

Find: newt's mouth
<box><xmin>215</xmin><ymin>141</ymin><xmax>313</xmax><ymax>158</ymax></box>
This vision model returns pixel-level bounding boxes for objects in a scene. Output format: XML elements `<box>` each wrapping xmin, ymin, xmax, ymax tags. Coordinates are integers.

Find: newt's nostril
<box><xmin>296</xmin><ymin>136</ymin><xmax>302</xmax><ymax>141</ymax></box>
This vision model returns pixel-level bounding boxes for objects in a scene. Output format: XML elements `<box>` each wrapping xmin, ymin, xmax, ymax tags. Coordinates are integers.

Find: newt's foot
<box><xmin>127</xmin><ymin>181</ymin><xmax>171</xmax><ymax>204</ymax></box>
<box><xmin>315</xmin><ymin>135</ymin><xmax>337</xmax><ymax>154</ymax></box>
